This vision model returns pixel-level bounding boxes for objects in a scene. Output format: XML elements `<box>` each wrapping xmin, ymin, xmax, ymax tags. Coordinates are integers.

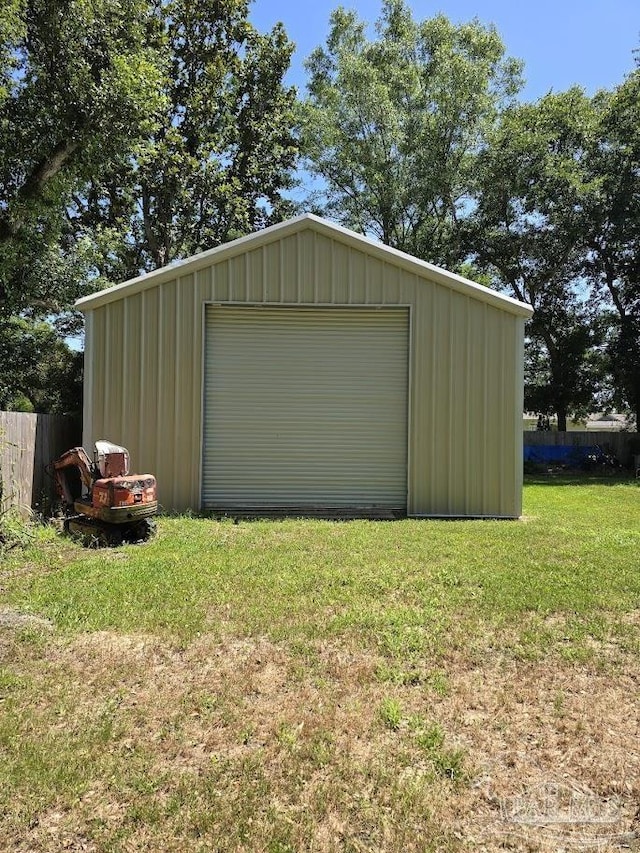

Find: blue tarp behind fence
<box><xmin>523</xmin><ymin>445</ymin><xmax>608</xmax><ymax>466</ymax></box>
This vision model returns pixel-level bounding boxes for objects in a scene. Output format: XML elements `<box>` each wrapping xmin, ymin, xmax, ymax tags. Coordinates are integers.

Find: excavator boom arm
<box><xmin>52</xmin><ymin>447</ymin><xmax>95</xmax><ymax>505</ymax></box>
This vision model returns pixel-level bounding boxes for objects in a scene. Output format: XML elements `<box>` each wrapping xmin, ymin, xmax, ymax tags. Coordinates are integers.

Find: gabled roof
<box><xmin>75</xmin><ymin>213</ymin><xmax>533</xmax><ymax>318</ymax></box>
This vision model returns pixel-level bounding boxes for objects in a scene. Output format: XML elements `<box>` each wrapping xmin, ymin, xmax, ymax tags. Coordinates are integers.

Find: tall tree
<box><xmin>466</xmin><ymin>89</ymin><xmax>604</xmax><ymax>430</ymax></box>
<box><xmin>301</xmin><ymin>0</ymin><xmax>522</xmax><ymax>266</ymax></box>
<box><xmin>75</xmin><ymin>0</ymin><xmax>299</xmax><ymax>281</ymax></box>
<box><xmin>1</xmin><ymin>0</ymin><xmax>299</xmax><ymax>415</ymax></box>
<box><xmin>580</xmin><ymin>67</ymin><xmax>640</xmax><ymax>425</ymax></box>
<box><xmin>0</xmin><ymin>0</ymin><xmax>163</xmax><ymax>319</ymax></box>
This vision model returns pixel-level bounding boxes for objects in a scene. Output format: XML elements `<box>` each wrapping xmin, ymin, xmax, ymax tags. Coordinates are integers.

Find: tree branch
<box><xmin>0</xmin><ymin>138</ymin><xmax>81</xmax><ymax>243</ymax></box>
<box><xmin>21</xmin><ymin>139</ymin><xmax>81</xmax><ymax>202</ymax></box>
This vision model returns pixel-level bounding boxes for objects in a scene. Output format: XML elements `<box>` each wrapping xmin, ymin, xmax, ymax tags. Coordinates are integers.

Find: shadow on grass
<box><xmin>524</xmin><ymin>471</ymin><xmax>638</xmax><ymax>487</ymax></box>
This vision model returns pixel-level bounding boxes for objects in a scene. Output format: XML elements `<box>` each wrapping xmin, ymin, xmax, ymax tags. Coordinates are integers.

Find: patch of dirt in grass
<box><xmin>0</xmin><ymin>606</ymin><xmax>54</xmax><ymax>631</ymax></box>
<box><xmin>0</xmin><ymin>607</ymin><xmax>53</xmax><ymax>663</ymax></box>
<box><xmin>618</xmin><ymin>609</ymin><xmax>640</xmax><ymax>626</ymax></box>
<box><xmin>433</xmin><ymin>651</ymin><xmax>640</xmax><ymax>850</ymax></box>
<box><xmin>4</xmin><ymin>631</ymin><xmax>640</xmax><ymax>852</ymax></box>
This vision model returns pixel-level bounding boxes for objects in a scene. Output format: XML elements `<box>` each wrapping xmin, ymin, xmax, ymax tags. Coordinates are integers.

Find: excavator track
<box><xmin>66</xmin><ymin>516</ymin><xmax>156</xmax><ymax>548</ymax></box>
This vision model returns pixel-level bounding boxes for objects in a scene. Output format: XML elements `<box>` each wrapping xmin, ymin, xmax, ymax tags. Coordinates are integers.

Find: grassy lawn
<box><xmin>1</xmin><ymin>477</ymin><xmax>639</xmax><ymax>851</ymax></box>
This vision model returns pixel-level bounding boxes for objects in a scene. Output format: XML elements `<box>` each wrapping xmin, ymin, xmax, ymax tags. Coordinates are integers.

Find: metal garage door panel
<box><xmin>202</xmin><ymin>306</ymin><xmax>408</xmax><ymax>513</ymax></box>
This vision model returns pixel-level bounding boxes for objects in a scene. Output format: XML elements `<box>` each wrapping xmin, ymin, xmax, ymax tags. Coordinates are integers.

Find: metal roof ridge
<box><xmin>75</xmin><ymin>213</ymin><xmax>533</xmax><ymax>318</ymax></box>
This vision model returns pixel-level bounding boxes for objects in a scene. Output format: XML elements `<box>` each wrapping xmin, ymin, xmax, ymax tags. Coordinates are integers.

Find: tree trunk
<box><xmin>556</xmin><ymin>409</ymin><xmax>567</xmax><ymax>432</ymax></box>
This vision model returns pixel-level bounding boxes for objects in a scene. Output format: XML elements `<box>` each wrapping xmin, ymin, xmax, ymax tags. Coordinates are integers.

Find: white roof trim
<box><xmin>75</xmin><ymin>213</ymin><xmax>533</xmax><ymax>318</ymax></box>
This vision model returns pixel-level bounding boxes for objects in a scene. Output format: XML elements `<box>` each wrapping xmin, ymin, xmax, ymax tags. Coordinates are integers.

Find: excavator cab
<box><xmin>94</xmin><ymin>440</ymin><xmax>130</xmax><ymax>478</ymax></box>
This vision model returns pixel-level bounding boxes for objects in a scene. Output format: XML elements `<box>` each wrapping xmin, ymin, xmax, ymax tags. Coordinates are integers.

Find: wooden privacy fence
<box><xmin>523</xmin><ymin>430</ymin><xmax>639</xmax><ymax>467</ymax></box>
<box><xmin>0</xmin><ymin>411</ymin><xmax>81</xmax><ymax>515</ymax></box>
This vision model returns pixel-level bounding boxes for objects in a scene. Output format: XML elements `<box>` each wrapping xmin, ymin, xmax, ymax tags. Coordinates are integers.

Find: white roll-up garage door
<box><xmin>202</xmin><ymin>306</ymin><xmax>409</xmax><ymax>515</ymax></box>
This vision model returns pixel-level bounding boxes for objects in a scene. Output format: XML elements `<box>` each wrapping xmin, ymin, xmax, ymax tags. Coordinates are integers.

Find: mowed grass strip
<box><xmin>4</xmin><ymin>478</ymin><xmax>639</xmax><ymax>653</ymax></box>
<box><xmin>0</xmin><ymin>477</ymin><xmax>639</xmax><ymax>851</ymax></box>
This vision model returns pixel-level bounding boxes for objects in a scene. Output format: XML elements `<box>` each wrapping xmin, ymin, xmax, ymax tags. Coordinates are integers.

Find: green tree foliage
<box><xmin>468</xmin><ymin>69</ymin><xmax>640</xmax><ymax>429</ymax></box>
<box><xmin>466</xmin><ymin>89</ymin><xmax>606</xmax><ymax>429</ymax></box>
<box><xmin>0</xmin><ymin>317</ymin><xmax>82</xmax><ymax>413</ymax></box>
<box><xmin>0</xmin><ymin>0</ymin><xmax>163</xmax><ymax>320</ymax></box>
<box><xmin>74</xmin><ymin>0</ymin><xmax>299</xmax><ymax>281</ymax></box>
<box><xmin>580</xmin><ymin>67</ymin><xmax>640</xmax><ymax>425</ymax></box>
<box><xmin>0</xmin><ymin>0</ymin><xmax>163</xmax><ymax>416</ymax></box>
<box><xmin>301</xmin><ymin>0</ymin><xmax>522</xmax><ymax>266</ymax></box>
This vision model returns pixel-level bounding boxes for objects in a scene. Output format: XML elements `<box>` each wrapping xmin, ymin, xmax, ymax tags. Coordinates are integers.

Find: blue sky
<box><xmin>250</xmin><ymin>0</ymin><xmax>639</xmax><ymax>100</ymax></box>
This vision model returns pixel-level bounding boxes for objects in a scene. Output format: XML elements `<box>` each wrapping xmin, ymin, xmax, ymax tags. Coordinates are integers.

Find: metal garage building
<box><xmin>76</xmin><ymin>214</ymin><xmax>533</xmax><ymax>518</ymax></box>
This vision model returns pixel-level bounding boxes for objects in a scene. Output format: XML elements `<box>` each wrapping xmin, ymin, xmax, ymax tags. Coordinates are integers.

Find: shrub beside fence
<box><xmin>523</xmin><ymin>430</ymin><xmax>639</xmax><ymax>468</ymax></box>
<box><xmin>0</xmin><ymin>411</ymin><xmax>81</xmax><ymax>515</ymax></box>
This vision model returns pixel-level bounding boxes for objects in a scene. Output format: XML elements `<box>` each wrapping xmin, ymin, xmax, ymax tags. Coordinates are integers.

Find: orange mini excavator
<box><xmin>52</xmin><ymin>440</ymin><xmax>157</xmax><ymax>545</ymax></box>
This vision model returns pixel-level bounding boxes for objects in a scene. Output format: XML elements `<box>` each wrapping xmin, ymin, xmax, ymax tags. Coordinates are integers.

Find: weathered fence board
<box><xmin>523</xmin><ymin>430</ymin><xmax>638</xmax><ymax>466</ymax></box>
<box><xmin>0</xmin><ymin>412</ymin><xmax>81</xmax><ymax>515</ymax></box>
